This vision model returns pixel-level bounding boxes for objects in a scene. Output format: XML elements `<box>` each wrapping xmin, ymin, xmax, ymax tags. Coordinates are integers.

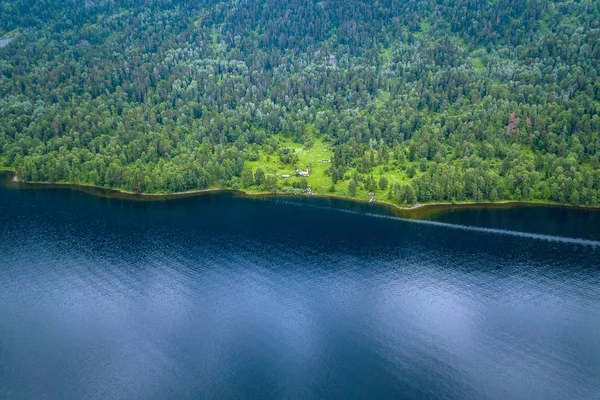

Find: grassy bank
<box><xmin>2</xmin><ymin>170</ymin><xmax>597</xmax><ymax>223</ymax></box>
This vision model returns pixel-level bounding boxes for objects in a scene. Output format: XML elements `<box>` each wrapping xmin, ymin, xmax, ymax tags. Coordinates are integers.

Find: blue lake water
<box><xmin>1</xmin><ymin>179</ymin><xmax>599</xmax><ymax>399</ymax></box>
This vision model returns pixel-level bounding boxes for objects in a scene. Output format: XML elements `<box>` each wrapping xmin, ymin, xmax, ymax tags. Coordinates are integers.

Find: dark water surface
<box><xmin>1</xmin><ymin>181</ymin><xmax>599</xmax><ymax>399</ymax></box>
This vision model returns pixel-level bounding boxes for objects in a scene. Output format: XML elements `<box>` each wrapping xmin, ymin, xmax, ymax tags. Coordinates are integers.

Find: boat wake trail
<box><xmin>269</xmin><ymin>199</ymin><xmax>600</xmax><ymax>247</ymax></box>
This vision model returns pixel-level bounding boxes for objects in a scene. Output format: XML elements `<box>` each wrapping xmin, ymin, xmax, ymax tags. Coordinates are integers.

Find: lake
<box><xmin>1</xmin><ymin>174</ymin><xmax>599</xmax><ymax>399</ymax></box>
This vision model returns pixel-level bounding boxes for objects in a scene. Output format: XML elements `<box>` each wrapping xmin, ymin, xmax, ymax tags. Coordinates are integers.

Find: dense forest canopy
<box><xmin>1</xmin><ymin>0</ymin><xmax>599</xmax><ymax>205</ymax></box>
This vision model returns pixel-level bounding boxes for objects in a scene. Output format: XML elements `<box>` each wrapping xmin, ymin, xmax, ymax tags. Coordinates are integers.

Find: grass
<box><xmin>243</xmin><ymin>135</ymin><xmax>419</xmax><ymax>201</ymax></box>
<box><xmin>0</xmin><ymin>28</ymin><xmax>19</xmax><ymax>38</ymax></box>
<box><xmin>211</xmin><ymin>28</ymin><xmax>219</xmax><ymax>50</ymax></box>
<box><xmin>0</xmin><ymin>157</ymin><xmax>15</xmax><ymax>172</ymax></box>
<box><xmin>245</xmin><ymin>137</ymin><xmax>334</xmax><ymax>193</ymax></box>
<box><xmin>412</xmin><ymin>21</ymin><xmax>431</xmax><ymax>41</ymax></box>
<box><xmin>381</xmin><ymin>46</ymin><xmax>393</xmax><ymax>64</ymax></box>
<box><xmin>471</xmin><ymin>57</ymin><xmax>485</xmax><ymax>72</ymax></box>
<box><xmin>450</xmin><ymin>36</ymin><xmax>467</xmax><ymax>49</ymax></box>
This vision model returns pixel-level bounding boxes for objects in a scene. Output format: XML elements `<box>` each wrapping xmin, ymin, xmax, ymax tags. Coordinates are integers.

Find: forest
<box><xmin>1</xmin><ymin>0</ymin><xmax>599</xmax><ymax>206</ymax></box>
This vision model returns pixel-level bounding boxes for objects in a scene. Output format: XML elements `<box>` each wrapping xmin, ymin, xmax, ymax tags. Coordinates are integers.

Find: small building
<box><xmin>298</xmin><ymin>169</ymin><xmax>310</xmax><ymax>177</ymax></box>
<box><xmin>281</xmin><ymin>174</ymin><xmax>291</xmax><ymax>178</ymax></box>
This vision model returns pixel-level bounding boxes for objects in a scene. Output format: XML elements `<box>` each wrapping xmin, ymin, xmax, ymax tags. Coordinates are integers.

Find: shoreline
<box><xmin>2</xmin><ymin>171</ymin><xmax>599</xmax><ymax>215</ymax></box>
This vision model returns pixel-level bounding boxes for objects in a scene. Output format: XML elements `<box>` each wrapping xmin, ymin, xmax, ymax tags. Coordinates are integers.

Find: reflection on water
<box><xmin>0</xmin><ymin>180</ymin><xmax>599</xmax><ymax>399</ymax></box>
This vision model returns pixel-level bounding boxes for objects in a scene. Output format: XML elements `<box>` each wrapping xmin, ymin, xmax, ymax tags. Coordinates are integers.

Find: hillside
<box><xmin>0</xmin><ymin>0</ymin><xmax>599</xmax><ymax>205</ymax></box>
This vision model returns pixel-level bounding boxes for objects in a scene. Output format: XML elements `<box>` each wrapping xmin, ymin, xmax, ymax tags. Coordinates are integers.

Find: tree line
<box><xmin>0</xmin><ymin>0</ymin><xmax>598</xmax><ymax>204</ymax></box>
